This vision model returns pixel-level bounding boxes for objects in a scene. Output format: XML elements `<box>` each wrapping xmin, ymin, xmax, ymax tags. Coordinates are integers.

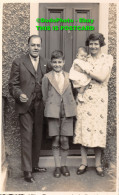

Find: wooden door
<box><xmin>39</xmin><ymin>3</ymin><xmax>99</xmax><ymax>155</ymax></box>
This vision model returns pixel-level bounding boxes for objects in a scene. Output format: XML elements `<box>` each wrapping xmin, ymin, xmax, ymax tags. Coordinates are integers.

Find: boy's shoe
<box><xmin>61</xmin><ymin>166</ymin><xmax>70</xmax><ymax>176</ymax></box>
<box><xmin>54</xmin><ymin>167</ymin><xmax>61</xmax><ymax>178</ymax></box>
<box><xmin>77</xmin><ymin>164</ymin><xmax>87</xmax><ymax>175</ymax></box>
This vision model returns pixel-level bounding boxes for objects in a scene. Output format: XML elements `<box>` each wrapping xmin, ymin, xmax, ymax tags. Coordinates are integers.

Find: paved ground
<box><xmin>6</xmin><ymin>166</ymin><xmax>116</xmax><ymax>192</ymax></box>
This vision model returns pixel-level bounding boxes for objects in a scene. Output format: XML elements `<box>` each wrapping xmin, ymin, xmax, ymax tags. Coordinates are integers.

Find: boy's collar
<box><xmin>53</xmin><ymin>70</ymin><xmax>64</xmax><ymax>74</ymax></box>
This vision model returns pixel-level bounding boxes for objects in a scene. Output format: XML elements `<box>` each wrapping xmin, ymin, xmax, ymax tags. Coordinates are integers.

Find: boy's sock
<box><xmin>52</xmin><ymin>145</ymin><xmax>60</xmax><ymax>167</ymax></box>
<box><xmin>61</xmin><ymin>146</ymin><xmax>69</xmax><ymax>166</ymax></box>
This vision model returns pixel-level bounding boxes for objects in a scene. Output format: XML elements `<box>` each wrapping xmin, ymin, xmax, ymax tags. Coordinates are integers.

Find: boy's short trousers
<box><xmin>48</xmin><ymin>117</ymin><xmax>73</xmax><ymax>136</ymax></box>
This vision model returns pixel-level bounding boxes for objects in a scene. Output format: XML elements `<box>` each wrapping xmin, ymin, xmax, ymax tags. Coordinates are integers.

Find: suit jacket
<box><xmin>9</xmin><ymin>54</ymin><xmax>50</xmax><ymax>114</ymax></box>
<box><xmin>42</xmin><ymin>71</ymin><xmax>77</xmax><ymax>118</ymax></box>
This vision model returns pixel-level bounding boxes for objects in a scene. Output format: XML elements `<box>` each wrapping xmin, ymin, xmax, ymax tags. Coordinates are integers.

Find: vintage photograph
<box><xmin>1</xmin><ymin>0</ymin><xmax>117</xmax><ymax>193</ymax></box>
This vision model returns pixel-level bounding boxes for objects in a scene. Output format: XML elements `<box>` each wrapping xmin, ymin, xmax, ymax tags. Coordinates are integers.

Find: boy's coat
<box><xmin>42</xmin><ymin>71</ymin><xmax>77</xmax><ymax>118</ymax></box>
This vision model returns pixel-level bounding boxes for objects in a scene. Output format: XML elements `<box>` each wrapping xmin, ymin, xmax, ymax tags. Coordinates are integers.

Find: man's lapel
<box><xmin>37</xmin><ymin>59</ymin><xmax>42</xmax><ymax>77</ymax></box>
<box><xmin>38</xmin><ymin>55</ymin><xmax>47</xmax><ymax>75</ymax></box>
<box><xmin>23</xmin><ymin>54</ymin><xmax>36</xmax><ymax>77</ymax></box>
<box><xmin>23</xmin><ymin>54</ymin><xmax>47</xmax><ymax>77</ymax></box>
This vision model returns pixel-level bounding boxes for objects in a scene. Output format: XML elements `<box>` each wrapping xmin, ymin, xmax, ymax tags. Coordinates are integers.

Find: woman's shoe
<box><xmin>61</xmin><ymin>166</ymin><xmax>70</xmax><ymax>176</ymax></box>
<box><xmin>77</xmin><ymin>164</ymin><xmax>87</xmax><ymax>175</ymax></box>
<box><xmin>54</xmin><ymin>167</ymin><xmax>61</xmax><ymax>178</ymax></box>
<box><xmin>96</xmin><ymin>166</ymin><xmax>104</xmax><ymax>177</ymax></box>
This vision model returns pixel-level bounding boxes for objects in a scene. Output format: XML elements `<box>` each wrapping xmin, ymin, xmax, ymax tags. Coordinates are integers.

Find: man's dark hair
<box><xmin>28</xmin><ymin>35</ymin><xmax>42</xmax><ymax>44</ymax></box>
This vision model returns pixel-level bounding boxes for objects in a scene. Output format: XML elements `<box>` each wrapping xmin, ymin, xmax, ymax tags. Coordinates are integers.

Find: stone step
<box><xmin>38</xmin><ymin>156</ymin><xmax>95</xmax><ymax>167</ymax></box>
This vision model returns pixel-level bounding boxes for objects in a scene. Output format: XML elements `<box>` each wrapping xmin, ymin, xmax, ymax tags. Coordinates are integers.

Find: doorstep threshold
<box><xmin>39</xmin><ymin>156</ymin><xmax>95</xmax><ymax>167</ymax></box>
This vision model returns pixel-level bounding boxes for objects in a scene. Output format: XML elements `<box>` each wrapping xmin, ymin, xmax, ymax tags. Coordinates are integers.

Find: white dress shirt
<box><xmin>54</xmin><ymin>71</ymin><xmax>64</xmax><ymax>94</ymax></box>
<box><xmin>29</xmin><ymin>55</ymin><xmax>39</xmax><ymax>71</ymax></box>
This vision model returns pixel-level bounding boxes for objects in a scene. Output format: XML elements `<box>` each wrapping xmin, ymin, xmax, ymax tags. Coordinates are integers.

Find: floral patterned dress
<box><xmin>73</xmin><ymin>53</ymin><xmax>113</xmax><ymax>148</ymax></box>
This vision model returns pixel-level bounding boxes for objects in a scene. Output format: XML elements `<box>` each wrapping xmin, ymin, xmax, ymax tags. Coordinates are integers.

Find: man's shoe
<box><xmin>61</xmin><ymin>166</ymin><xmax>70</xmax><ymax>176</ymax></box>
<box><xmin>33</xmin><ymin>167</ymin><xmax>47</xmax><ymax>173</ymax></box>
<box><xmin>77</xmin><ymin>164</ymin><xmax>87</xmax><ymax>175</ymax></box>
<box><xmin>54</xmin><ymin>167</ymin><xmax>61</xmax><ymax>178</ymax></box>
<box><xmin>24</xmin><ymin>171</ymin><xmax>35</xmax><ymax>183</ymax></box>
<box><xmin>96</xmin><ymin>166</ymin><xmax>104</xmax><ymax>177</ymax></box>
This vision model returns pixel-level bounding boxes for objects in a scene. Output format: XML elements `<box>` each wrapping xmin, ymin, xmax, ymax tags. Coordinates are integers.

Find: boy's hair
<box><xmin>51</xmin><ymin>50</ymin><xmax>64</xmax><ymax>61</ymax></box>
<box><xmin>77</xmin><ymin>47</ymin><xmax>87</xmax><ymax>54</ymax></box>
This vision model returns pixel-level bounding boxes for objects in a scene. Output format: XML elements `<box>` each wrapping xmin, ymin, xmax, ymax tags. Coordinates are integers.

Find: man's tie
<box><xmin>33</xmin><ymin>58</ymin><xmax>38</xmax><ymax>72</ymax></box>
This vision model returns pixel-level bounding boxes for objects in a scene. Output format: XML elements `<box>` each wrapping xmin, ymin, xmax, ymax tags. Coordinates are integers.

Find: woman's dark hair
<box><xmin>85</xmin><ymin>33</ymin><xmax>106</xmax><ymax>47</ymax></box>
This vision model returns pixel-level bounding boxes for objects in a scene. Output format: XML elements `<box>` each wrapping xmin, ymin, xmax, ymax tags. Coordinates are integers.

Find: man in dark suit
<box><xmin>9</xmin><ymin>35</ymin><xmax>50</xmax><ymax>182</ymax></box>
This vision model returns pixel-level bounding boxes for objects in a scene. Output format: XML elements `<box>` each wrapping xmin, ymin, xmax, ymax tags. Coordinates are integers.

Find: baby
<box><xmin>69</xmin><ymin>47</ymin><xmax>92</xmax><ymax>102</ymax></box>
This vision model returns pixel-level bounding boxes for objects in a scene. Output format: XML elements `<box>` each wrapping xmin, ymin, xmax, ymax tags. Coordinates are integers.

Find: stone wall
<box><xmin>103</xmin><ymin>3</ymin><xmax>117</xmax><ymax>166</ymax></box>
<box><xmin>2</xmin><ymin>3</ymin><xmax>30</xmax><ymax>170</ymax></box>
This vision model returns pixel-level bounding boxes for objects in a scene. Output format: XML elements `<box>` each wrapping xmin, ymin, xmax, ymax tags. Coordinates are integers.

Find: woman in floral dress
<box><xmin>73</xmin><ymin>33</ymin><xmax>113</xmax><ymax>176</ymax></box>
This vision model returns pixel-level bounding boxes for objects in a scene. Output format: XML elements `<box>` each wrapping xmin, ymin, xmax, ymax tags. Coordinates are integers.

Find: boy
<box><xmin>42</xmin><ymin>50</ymin><xmax>77</xmax><ymax>178</ymax></box>
<box><xmin>69</xmin><ymin>47</ymin><xmax>92</xmax><ymax>102</ymax></box>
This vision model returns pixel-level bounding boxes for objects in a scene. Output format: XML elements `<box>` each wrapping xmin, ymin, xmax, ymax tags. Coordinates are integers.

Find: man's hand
<box><xmin>20</xmin><ymin>94</ymin><xmax>28</xmax><ymax>102</ymax></box>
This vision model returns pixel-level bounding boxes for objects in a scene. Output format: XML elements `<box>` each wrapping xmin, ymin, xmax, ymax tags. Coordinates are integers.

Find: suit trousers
<box><xmin>19</xmin><ymin>98</ymin><xmax>44</xmax><ymax>171</ymax></box>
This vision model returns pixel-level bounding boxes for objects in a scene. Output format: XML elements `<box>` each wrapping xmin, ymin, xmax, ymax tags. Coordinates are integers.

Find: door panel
<box><xmin>39</xmin><ymin>3</ymin><xmax>99</xmax><ymax>154</ymax></box>
<box><xmin>73</xmin><ymin>10</ymin><xmax>90</xmax><ymax>59</ymax></box>
<box><xmin>39</xmin><ymin>3</ymin><xmax>99</xmax><ymax>71</ymax></box>
<box><xmin>46</xmin><ymin>9</ymin><xmax>64</xmax><ymax>59</ymax></box>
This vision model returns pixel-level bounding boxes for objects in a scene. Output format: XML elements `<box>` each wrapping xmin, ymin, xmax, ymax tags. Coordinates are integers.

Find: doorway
<box><xmin>39</xmin><ymin>3</ymin><xmax>99</xmax><ymax>155</ymax></box>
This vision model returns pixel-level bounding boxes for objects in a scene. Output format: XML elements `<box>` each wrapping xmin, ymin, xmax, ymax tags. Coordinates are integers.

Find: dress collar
<box><xmin>87</xmin><ymin>52</ymin><xmax>105</xmax><ymax>59</ymax></box>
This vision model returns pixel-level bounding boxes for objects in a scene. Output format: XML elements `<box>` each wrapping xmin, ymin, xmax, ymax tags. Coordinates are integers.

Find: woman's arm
<box><xmin>87</xmin><ymin>66</ymin><xmax>110</xmax><ymax>82</ymax></box>
<box><xmin>79</xmin><ymin>55</ymin><xmax>113</xmax><ymax>83</ymax></box>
